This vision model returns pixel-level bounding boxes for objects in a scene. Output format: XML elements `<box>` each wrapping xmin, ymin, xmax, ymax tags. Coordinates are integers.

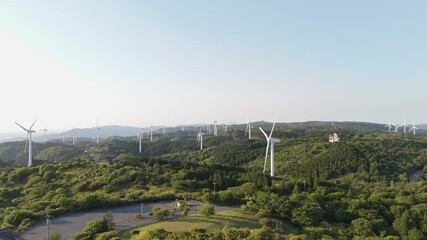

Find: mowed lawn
<box><xmin>119</xmin><ymin>210</ymin><xmax>259</xmax><ymax>238</ymax></box>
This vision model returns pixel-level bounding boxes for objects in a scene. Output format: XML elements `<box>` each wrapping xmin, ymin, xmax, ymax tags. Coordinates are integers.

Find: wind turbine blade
<box><xmin>263</xmin><ymin>142</ymin><xmax>270</xmax><ymax>173</ymax></box>
<box><xmin>269</xmin><ymin>118</ymin><xmax>276</xmax><ymax>139</ymax></box>
<box><xmin>29</xmin><ymin>119</ymin><xmax>38</xmax><ymax>130</ymax></box>
<box><xmin>15</xmin><ymin>122</ymin><xmax>29</xmax><ymax>132</ymax></box>
<box><xmin>259</xmin><ymin>127</ymin><xmax>269</xmax><ymax>139</ymax></box>
<box><xmin>245</xmin><ymin>124</ymin><xmax>249</xmax><ymax>135</ymax></box>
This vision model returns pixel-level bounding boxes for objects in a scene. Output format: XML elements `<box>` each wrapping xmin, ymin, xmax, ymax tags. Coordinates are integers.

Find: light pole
<box><xmin>140</xmin><ymin>202</ymin><xmax>144</xmax><ymax>216</ymax></box>
<box><xmin>46</xmin><ymin>215</ymin><xmax>52</xmax><ymax>239</ymax></box>
<box><xmin>213</xmin><ymin>182</ymin><xmax>216</xmax><ymax>193</ymax></box>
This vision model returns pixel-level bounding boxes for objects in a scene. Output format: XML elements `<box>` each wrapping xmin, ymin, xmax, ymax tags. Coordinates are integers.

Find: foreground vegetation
<box><xmin>0</xmin><ymin>122</ymin><xmax>426</xmax><ymax>239</ymax></box>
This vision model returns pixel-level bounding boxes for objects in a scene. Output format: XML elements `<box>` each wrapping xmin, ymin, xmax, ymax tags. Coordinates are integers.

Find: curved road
<box><xmin>18</xmin><ymin>200</ymin><xmax>238</xmax><ymax>240</ymax></box>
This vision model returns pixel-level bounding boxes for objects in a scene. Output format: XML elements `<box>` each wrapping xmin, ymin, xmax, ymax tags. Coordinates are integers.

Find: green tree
<box><xmin>152</xmin><ymin>207</ymin><xmax>170</xmax><ymax>220</ymax></box>
<box><xmin>199</xmin><ymin>204</ymin><xmax>215</xmax><ymax>218</ymax></box>
<box><xmin>393</xmin><ymin>210</ymin><xmax>415</xmax><ymax>237</ymax></box>
<box><xmin>248</xmin><ymin>227</ymin><xmax>274</xmax><ymax>240</ymax></box>
<box><xmin>352</xmin><ymin>218</ymin><xmax>373</xmax><ymax>237</ymax></box>
<box><xmin>222</xmin><ymin>227</ymin><xmax>251</xmax><ymax>240</ymax></box>
<box><xmin>4</xmin><ymin>209</ymin><xmax>36</xmax><ymax>227</ymax></box>
<box><xmin>94</xmin><ymin>231</ymin><xmax>119</xmax><ymax>240</ymax></box>
<box><xmin>291</xmin><ymin>200</ymin><xmax>324</xmax><ymax>226</ymax></box>
<box><xmin>82</xmin><ymin>219</ymin><xmax>104</xmax><ymax>237</ymax></box>
<box><xmin>48</xmin><ymin>232</ymin><xmax>62</xmax><ymax>240</ymax></box>
<box><xmin>182</xmin><ymin>205</ymin><xmax>190</xmax><ymax>216</ymax></box>
<box><xmin>405</xmin><ymin>228</ymin><xmax>424</xmax><ymax>240</ymax></box>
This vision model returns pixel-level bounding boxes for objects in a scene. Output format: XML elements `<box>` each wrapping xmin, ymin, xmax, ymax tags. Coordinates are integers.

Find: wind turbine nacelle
<box><xmin>269</xmin><ymin>138</ymin><xmax>281</xmax><ymax>143</ymax></box>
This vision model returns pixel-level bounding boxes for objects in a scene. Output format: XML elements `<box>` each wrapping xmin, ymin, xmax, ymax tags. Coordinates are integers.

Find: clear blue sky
<box><xmin>1</xmin><ymin>1</ymin><xmax>426</xmax><ymax>134</ymax></box>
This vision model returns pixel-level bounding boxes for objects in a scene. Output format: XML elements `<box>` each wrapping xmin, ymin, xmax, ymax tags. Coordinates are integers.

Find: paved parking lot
<box><xmin>18</xmin><ymin>200</ymin><xmax>238</xmax><ymax>240</ymax></box>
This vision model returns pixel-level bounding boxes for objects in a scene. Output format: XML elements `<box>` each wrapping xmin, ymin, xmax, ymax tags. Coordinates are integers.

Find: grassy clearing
<box><xmin>118</xmin><ymin>210</ymin><xmax>259</xmax><ymax>239</ymax></box>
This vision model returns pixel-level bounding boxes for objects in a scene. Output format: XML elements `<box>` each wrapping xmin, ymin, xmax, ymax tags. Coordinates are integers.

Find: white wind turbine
<box><xmin>15</xmin><ymin>119</ymin><xmax>38</xmax><ymax>167</ymax></box>
<box><xmin>259</xmin><ymin>119</ymin><xmax>280</xmax><ymax>177</ymax></box>
<box><xmin>96</xmin><ymin>121</ymin><xmax>101</xmax><ymax>144</ymax></box>
<box><xmin>137</xmin><ymin>130</ymin><xmax>143</xmax><ymax>154</ymax></box>
<box><xmin>213</xmin><ymin>121</ymin><xmax>218</xmax><ymax>136</ymax></box>
<box><xmin>72</xmin><ymin>127</ymin><xmax>76</xmax><ymax>145</ymax></box>
<box><xmin>393</xmin><ymin>123</ymin><xmax>400</xmax><ymax>133</ymax></box>
<box><xmin>245</xmin><ymin>120</ymin><xmax>252</xmax><ymax>139</ymax></box>
<box><xmin>150</xmin><ymin>123</ymin><xmax>153</xmax><ymax>142</ymax></box>
<box><xmin>409</xmin><ymin>121</ymin><xmax>419</xmax><ymax>135</ymax></box>
<box><xmin>385</xmin><ymin>121</ymin><xmax>392</xmax><ymax>132</ymax></box>
<box><xmin>197</xmin><ymin>128</ymin><xmax>205</xmax><ymax>150</ymax></box>
<box><xmin>40</xmin><ymin>124</ymin><xmax>48</xmax><ymax>143</ymax></box>
<box><xmin>402</xmin><ymin>119</ymin><xmax>408</xmax><ymax>133</ymax></box>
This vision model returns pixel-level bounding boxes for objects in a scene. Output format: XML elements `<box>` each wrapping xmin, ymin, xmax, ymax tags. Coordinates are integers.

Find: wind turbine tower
<box><xmin>197</xmin><ymin>128</ymin><xmax>205</xmax><ymax>150</ymax></box>
<box><xmin>393</xmin><ymin>124</ymin><xmax>400</xmax><ymax>133</ymax></box>
<box><xmin>72</xmin><ymin>128</ymin><xmax>76</xmax><ymax>145</ymax></box>
<box><xmin>402</xmin><ymin>119</ymin><xmax>408</xmax><ymax>133</ymax></box>
<box><xmin>245</xmin><ymin>121</ymin><xmax>252</xmax><ymax>139</ymax></box>
<box><xmin>137</xmin><ymin>131</ymin><xmax>142</xmax><ymax>154</ymax></box>
<box><xmin>15</xmin><ymin>119</ymin><xmax>38</xmax><ymax>167</ymax></box>
<box><xmin>409</xmin><ymin>121</ymin><xmax>419</xmax><ymax>135</ymax></box>
<box><xmin>40</xmin><ymin>125</ymin><xmax>48</xmax><ymax>143</ymax></box>
<box><xmin>385</xmin><ymin>121</ymin><xmax>392</xmax><ymax>132</ymax></box>
<box><xmin>150</xmin><ymin>123</ymin><xmax>153</xmax><ymax>142</ymax></box>
<box><xmin>96</xmin><ymin>121</ymin><xmax>101</xmax><ymax>145</ymax></box>
<box><xmin>213</xmin><ymin>121</ymin><xmax>218</xmax><ymax>136</ymax></box>
<box><xmin>259</xmin><ymin>119</ymin><xmax>280</xmax><ymax>177</ymax></box>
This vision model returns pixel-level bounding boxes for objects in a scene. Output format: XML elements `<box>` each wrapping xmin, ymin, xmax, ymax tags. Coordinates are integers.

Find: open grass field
<box><xmin>119</xmin><ymin>210</ymin><xmax>260</xmax><ymax>239</ymax></box>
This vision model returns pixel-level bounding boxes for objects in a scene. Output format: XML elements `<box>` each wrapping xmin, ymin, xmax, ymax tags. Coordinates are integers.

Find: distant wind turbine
<box><xmin>385</xmin><ymin>121</ymin><xmax>392</xmax><ymax>132</ymax></box>
<box><xmin>259</xmin><ymin>119</ymin><xmax>280</xmax><ymax>177</ymax></box>
<box><xmin>245</xmin><ymin>120</ymin><xmax>252</xmax><ymax>139</ymax></box>
<box><xmin>150</xmin><ymin>123</ymin><xmax>153</xmax><ymax>142</ymax></box>
<box><xmin>409</xmin><ymin>121</ymin><xmax>419</xmax><ymax>135</ymax></box>
<box><xmin>402</xmin><ymin>119</ymin><xmax>408</xmax><ymax>133</ymax></box>
<box><xmin>137</xmin><ymin>131</ymin><xmax>142</xmax><ymax>154</ymax></box>
<box><xmin>15</xmin><ymin>119</ymin><xmax>37</xmax><ymax>167</ymax></box>
<box><xmin>40</xmin><ymin>124</ymin><xmax>48</xmax><ymax>143</ymax></box>
<box><xmin>393</xmin><ymin>124</ymin><xmax>400</xmax><ymax>133</ymax></box>
<box><xmin>197</xmin><ymin>128</ymin><xmax>205</xmax><ymax>150</ymax></box>
<box><xmin>213</xmin><ymin>121</ymin><xmax>218</xmax><ymax>136</ymax></box>
<box><xmin>96</xmin><ymin>121</ymin><xmax>101</xmax><ymax>144</ymax></box>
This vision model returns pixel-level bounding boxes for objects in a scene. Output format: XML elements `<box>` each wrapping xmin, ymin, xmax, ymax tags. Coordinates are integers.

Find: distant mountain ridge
<box><xmin>1</xmin><ymin>121</ymin><xmax>426</xmax><ymax>143</ymax></box>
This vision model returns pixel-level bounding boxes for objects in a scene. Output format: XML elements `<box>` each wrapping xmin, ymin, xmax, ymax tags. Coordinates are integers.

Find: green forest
<box><xmin>0</xmin><ymin>122</ymin><xmax>426</xmax><ymax>239</ymax></box>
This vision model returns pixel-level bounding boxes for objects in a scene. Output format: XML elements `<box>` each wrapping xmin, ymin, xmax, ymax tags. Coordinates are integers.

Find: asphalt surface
<box><xmin>18</xmin><ymin>200</ymin><xmax>238</xmax><ymax>240</ymax></box>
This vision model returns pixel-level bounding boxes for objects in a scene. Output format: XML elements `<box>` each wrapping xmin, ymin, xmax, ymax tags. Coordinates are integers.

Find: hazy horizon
<box><xmin>1</xmin><ymin>1</ymin><xmax>426</xmax><ymax>133</ymax></box>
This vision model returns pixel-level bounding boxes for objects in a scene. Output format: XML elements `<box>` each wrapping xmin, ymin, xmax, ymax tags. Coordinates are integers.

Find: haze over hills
<box><xmin>1</xmin><ymin>120</ymin><xmax>426</xmax><ymax>167</ymax></box>
<box><xmin>2</xmin><ymin>121</ymin><xmax>426</xmax><ymax>143</ymax></box>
